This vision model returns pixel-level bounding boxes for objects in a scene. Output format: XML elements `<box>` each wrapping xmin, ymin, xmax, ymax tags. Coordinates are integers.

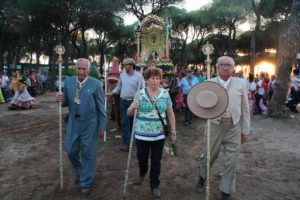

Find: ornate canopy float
<box><xmin>135</xmin><ymin>15</ymin><xmax>174</xmax><ymax>81</ymax></box>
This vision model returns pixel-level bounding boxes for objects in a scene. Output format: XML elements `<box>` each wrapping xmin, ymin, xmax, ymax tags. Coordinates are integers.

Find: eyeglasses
<box><xmin>218</xmin><ymin>63</ymin><xmax>233</xmax><ymax>68</ymax></box>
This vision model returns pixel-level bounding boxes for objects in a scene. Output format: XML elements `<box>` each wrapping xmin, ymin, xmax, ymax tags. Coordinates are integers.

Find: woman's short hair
<box><xmin>143</xmin><ymin>67</ymin><xmax>162</xmax><ymax>80</ymax></box>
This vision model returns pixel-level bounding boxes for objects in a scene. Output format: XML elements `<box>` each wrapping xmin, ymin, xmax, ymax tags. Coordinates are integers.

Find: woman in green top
<box><xmin>127</xmin><ymin>67</ymin><xmax>176</xmax><ymax>198</ymax></box>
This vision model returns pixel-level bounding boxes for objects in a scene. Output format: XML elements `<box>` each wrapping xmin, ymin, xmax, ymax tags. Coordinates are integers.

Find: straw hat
<box><xmin>187</xmin><ymin>81</ymin><xmax>229</xmax><ymax>119</ymax></box>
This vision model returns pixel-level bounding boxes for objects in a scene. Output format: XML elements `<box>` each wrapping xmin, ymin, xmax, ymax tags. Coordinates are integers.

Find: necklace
<box><xmin>146</xmin><ymin>87</ymin><xmax>160</xmax><ymax>110</ymax></box>
<box><xmin>74</xmin><ymin>78</ymin><xmax>88</xmax><ymax>105</ymax></box>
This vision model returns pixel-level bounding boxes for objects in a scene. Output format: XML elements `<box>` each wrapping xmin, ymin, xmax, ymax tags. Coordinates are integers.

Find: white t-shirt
<box><xmin>247</xmin><ymin>81</ymin><xmax>257</xmax><ymax>92</ymax></box>
<box><xmin>1</xmin><ymin>75</ymin><xmax>9</xmax><ymax>88</ymax></box>
<box><xmin>291</xmin><ymin>75</ymin><xmax>300</xmax><ymax>91</ymax></box>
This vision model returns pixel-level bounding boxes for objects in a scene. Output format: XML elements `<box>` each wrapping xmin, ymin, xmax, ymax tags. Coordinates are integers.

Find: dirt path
<box><xmin>0</xmin><ymin>93</ymin><xmax>299</xmax><ymax>200</ymax></box>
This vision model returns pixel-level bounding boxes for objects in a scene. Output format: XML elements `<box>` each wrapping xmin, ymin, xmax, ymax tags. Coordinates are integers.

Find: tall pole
<box><xmin>202</xmin><ymin>42</ymin><xmax>214</xmax><ymax>200</ymax></box>
<box><xmin>136</xmin><ymin>31</ymin><xmax>141</xmax><ymax>57</ymax></box>
<box><xmin>104</xmin><ymin>55</ymin><xmax>108</xmax><ymax>142</ymax></box>
<box><xmin>54</xmin><ymin>43</ymin><xmax>65</xmax><ymax>192</ymax></box>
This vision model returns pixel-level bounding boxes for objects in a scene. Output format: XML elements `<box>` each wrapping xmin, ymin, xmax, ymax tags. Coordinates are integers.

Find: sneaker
<box><xmin>221</xmin><ymin>192</ymin><xmax>231</xmax><ymax>200</ymax></box>
<box><xmin>81</xmin><ymin>188</ymin><xmax>91</xmax><ymax>196</ymax></box>
<box><xmin>196</xmin><ymin>176</ymin><xmax>205</xmax><ymax>193</ymax></box>
<box><xmin>131</xmin><ymin>176</ymin><xmax>145</xmax><ymax>185</ymax></box>
<box><xmin>74</xmin><ymin>176</ymin><xmax>79</xmax><ymax>184</ymax></box>
<box><xmin>151</xmin><ymin>188</ymin><xmax>161</xmax><ymax>198</ymax></box>
<box><xmin>119</xmin><ymin>145</ymin><xmax>129</xmax><ymax>152</ymax></box>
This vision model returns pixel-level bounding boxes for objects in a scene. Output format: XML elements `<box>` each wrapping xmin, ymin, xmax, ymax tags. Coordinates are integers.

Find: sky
<box><xmin>123</xmin><ymin>0</ymin><xmax>212</xmax><ymax>25</ymax></box>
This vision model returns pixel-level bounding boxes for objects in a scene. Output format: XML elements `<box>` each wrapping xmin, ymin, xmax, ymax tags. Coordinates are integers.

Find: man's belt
<box><xmin>75</xmin><ymin>114</ymin><xmax>80</xmax><ymax>118</ymax></box>
<box><xmin>121</xmin><ymin>96</ymin><xmax>134</xmax><ymax>101</ymax></box>
<box><xmin>219</xmin><ymin>117</ymin><xmax>233</xmax><ymax>125</ymax></box>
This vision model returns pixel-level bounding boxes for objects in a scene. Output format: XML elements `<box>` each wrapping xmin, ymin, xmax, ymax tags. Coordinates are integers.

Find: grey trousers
<box><xmin>199</xmin><ymin>122</ymin><xmax>241</xmax><ymax>194</ymax></box>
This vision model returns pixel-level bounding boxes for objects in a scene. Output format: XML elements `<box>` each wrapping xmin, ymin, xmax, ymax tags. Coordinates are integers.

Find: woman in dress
<box><xmin>8</xmin><ymin>76</ymin><xmax>36</xmax><ymax>110</ymax></box>
<box><xmin>0</xmin><ymin>74</ymin><xmax>5</xmax><ymax>103</ymax></box>
<box><xmin>0</xmin><ymin>81</ymin><xmax>5</xmax><ymax>103</ymax></box>
<box><xmin>175</xmin><ymin>72</ymin><xmax>186</xmax><ymax>111</ymax></box>
<box><xmin>127</xmin><ymin>67</ymin><xmax>176</xmax><ymax>198</ymax></box>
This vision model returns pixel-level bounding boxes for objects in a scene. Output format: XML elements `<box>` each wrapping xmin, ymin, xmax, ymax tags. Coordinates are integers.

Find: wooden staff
<box><xmin>104</xmin><ymin>55</ymin><xmax>108</xmax><ymax>142</ymax></box>
<box><xmin>54</xmin><ymin>44</ymin><xmax>65</xmax><ymax>192</ymax></box>
<box><xmin>202</xmin><ymin>42</ymin><xmax>214</xmax><ymax>200</ymax></box>
<box><xmin>122</xmin><ymin>64</ymin><xmax>144</xmax><ymax>200</ymax></box>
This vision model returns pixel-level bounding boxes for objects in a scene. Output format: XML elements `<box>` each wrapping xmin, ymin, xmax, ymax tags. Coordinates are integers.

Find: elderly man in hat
<box><xmin>196</xmin><ymin>56</ymin><xmax>250</xmax><ymax>200</ymax></box>
<box><xmin>107</xmin><ymin>58</ymin><xmax>145</xmax><ymax>151</ymax></box>
<box><xmin>178</xmin><ymin>69</ymin><xmax>199</xmax><ymax>125</ymax></box>
<box><xmin>56</xmin><ymin>58</ymin><xmax>107</xmax><ymax>195</ymax></box>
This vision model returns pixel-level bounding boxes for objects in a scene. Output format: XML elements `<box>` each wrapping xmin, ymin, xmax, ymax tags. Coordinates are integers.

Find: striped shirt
<box><xmin>112</xmin><ymin>70</ymin><xmax>145</xmax><ymax>99</ymax></box>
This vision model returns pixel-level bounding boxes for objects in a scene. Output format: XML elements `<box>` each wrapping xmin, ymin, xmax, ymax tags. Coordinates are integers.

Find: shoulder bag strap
<box><xmin>145</xmin><ymin>88</ymin><xmax>166</xmax><ymax>127</ymax></box>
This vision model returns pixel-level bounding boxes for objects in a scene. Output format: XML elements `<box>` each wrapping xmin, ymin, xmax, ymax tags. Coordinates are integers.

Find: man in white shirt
<box><xmin>256</xmin><ymin>72</ymin><xmax>266</xmax><ymax>114</ymax></box>
<box><xmin>0</xmin><ymin>71</ymin><xmax>9</xmax><ymax>101</ymax></box>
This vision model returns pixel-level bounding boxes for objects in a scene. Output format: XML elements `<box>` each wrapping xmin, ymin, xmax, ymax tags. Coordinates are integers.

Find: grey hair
<box><xmin>76</xmin><ymin>58</ymin><xmax>91</xmax><ymax>69</ymax></box>
<box><xmin>216</xmin><ymin>56</ymin><xmax>235</xmax><ymax>67</ymax></box>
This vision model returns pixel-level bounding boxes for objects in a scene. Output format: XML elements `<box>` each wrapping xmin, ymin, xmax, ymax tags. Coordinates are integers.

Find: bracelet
<box><xmin>171</xmin><ymin>130</ymin><xmax>176</xmax><ymax>135</ymax></box>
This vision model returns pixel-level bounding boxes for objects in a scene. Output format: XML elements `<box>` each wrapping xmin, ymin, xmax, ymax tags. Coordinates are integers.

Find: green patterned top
<box><xmin>132</xmin><ymin>87</ymin><xmax>172</xmax><ymax>141</ymax></box>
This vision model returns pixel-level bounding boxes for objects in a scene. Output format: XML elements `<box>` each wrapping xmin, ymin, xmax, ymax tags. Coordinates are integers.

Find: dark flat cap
<box><xmin>122</xmin><ymin>58</ymin><xmax>135</xmax><ymax>65</ymax></box>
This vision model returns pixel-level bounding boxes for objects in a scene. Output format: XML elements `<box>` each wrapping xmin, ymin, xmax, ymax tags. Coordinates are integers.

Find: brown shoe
<box><xmin>151</xmin><ymin>188</ymin><xmax>161</xmax><ymax>198</ymax></box>
<box><xmin>74</xmin><ymin>176</ymin><xmax>79</xmax><ymax>184</ymax></box>
<box><xmin>196</xmin><ymin>176</ymin><xmax>205</xmax><ymax>193</ymax></box>
<box><xmin>81</xmin><ymin>188</ymin><xmax>91</xmax><ymax>196</ymax></box>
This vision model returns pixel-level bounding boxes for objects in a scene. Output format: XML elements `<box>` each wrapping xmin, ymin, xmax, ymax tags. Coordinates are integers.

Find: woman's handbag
<box><xmin>145</xmin><ymin>89</ymin><xmax>170</xmax><ymax>136</ymax></box>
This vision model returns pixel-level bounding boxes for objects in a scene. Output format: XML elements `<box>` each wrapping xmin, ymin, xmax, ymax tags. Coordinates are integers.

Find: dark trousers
<box><xmin>255</xmin><ymin>94</ymin><xmax>264</xmax><ymax>113</ymax></box>
<box><xmin>136</xmin><ymin>139</ymin><xmax>165</xmax><ymax>189</ymax></box>
<box><xmin>184</xmin><ymin>94</ymin><xmax>193</xmax><ymax>122</ymax></box>
<box><xmin>286</xmin><ymin>91</ymin><xmax>300</xmax><ymax>111</ymax></box>
<box><xmin>120</xmin><ymin>99</ymin><xmax>133</xmax><ymax>146</ymax></box>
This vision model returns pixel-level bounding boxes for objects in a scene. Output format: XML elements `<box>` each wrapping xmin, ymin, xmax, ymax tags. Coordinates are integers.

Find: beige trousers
<box><xmin>199</xmin><ymin>122</ymin><xmax>241</xmax><ymax>194</ymax></box>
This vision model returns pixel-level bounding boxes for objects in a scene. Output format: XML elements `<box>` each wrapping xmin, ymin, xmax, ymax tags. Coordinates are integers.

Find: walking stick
<box><xmin>54</xmin><ymin>44</ymin><xmax>65</xmax><ymax>192</ymax></box>
<box><xmin>202</xmin><ymin>42</ymin><xmax>214</xmax><ymax>200</ymax></box>
<box><xmin>104</xmin><ymin>55</ymin><xmax>108</xmax><ymax>142</ymax></box>
<box><xmin>122</xmin><ymin>65</ymin><xmax>144</xmax><ymax>200</ymax></box>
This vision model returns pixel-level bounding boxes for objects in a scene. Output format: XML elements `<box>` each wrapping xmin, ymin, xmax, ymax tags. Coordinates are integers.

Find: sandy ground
<box><xmin>0</xmin><ymin>93</ymin><xmax>300</xmax><ymax>200</ymax></box>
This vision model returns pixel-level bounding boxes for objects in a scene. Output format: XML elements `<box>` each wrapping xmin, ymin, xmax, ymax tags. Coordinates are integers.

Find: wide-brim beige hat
<box><xmin>187</xmin><ymin>81</ymin><xmax>229</xmax><ymax>119</ymax></box>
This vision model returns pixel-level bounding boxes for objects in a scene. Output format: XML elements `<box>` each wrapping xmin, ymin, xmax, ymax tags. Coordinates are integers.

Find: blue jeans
<box><xmin>120</xmin><ymin>98</ymin><xmax>133</xmax><ymax>146</ymax></box>
<box><xmin>136</xmin><ymin>139</ymin><xmax>165</xmax><ymax>189</ymax></box>
<box><xmin>255</xmin><ymin>94</ymin><xmax>264</xmax><ymax>114</ymax></box>
<box><xmin>184</xmin><ymin>94</ymin><xmax>193</xmax><ymax>122</ymax></box>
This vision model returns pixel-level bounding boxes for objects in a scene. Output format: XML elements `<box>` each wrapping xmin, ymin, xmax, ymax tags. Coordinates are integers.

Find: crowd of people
<box><xmin>54</xmin><ymin>56</ymin><xmax>249</xmax><ymax>200</ymax></box>
<box><xmin>0</xmin><ymin>69</ymin><xmax>49</xmax><ymax>109</ymax></box>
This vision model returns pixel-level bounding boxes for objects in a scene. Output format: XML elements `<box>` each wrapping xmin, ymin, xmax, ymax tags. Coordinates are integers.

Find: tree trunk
<box><xmin>231</xmin><ymin>26</ymin><xmax>237</xmax><ymax>57</ymax></box>
<box><xmin>228</xmin><ymin>27</ymin><xmax>233</xmax><ymax>56</ymax></box>
<box><xmin>49</xmin><ymin>53</ymin><xmax>56</xmax><ymax>92</ymax></box>
<box><xmin>268</xmin><ymin>0</ymin><xmax>300</xmax><ymax>117</ymax></box>
<box><xmin>71</xmin><ymin>31</ymin><xmax>81</xmax><ymax>58</ymax></box>
<box><xmin>81</xmin><ymin>29</ymin><xmax>87</xmax><ymax>58</ymax></box>
<box><xmin>250</xmin><ymin>0</ymin><xmax>261</xmax><ymax>74</ymax></box>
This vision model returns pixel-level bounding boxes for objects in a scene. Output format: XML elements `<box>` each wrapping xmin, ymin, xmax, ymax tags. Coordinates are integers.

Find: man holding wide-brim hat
<box><xmin>194</xmin><ymin>56</ymin><xmax>250</xmax><ymax>200</ymax></box>
<box><xmin>107</xmin><ymin>58</ymin><xmax>145</xmax><ymax>151</ymax></box>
